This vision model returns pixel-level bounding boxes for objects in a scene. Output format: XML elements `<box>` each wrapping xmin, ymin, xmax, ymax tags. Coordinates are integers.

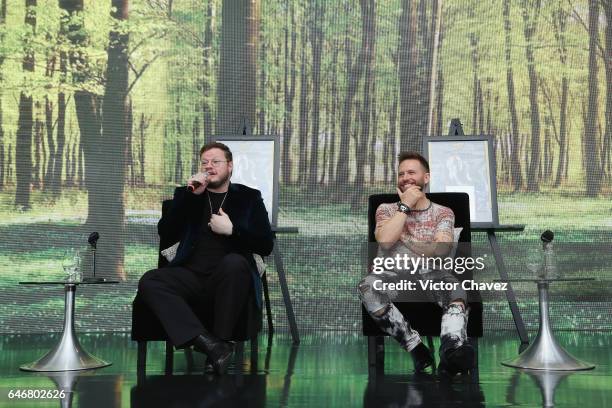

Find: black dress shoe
<box><xmin>191</xmin><ymin>330</ymin><xmax>234</xmax><ymax>375</ymax></box>
<box><xmin>410</xmin><ymin>342</ymin><xmax>434</xmax><ymax>373</ymax></box>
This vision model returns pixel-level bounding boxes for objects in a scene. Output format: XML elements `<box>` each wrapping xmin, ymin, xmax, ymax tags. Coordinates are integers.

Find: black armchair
<box><xmin>131</xmin><ymin>199</ymin><xmax>272</xmax><ymax>374</ymax></box>
<box><xmin>362</xmin><ymin>192</ymin><xmax>483</xmax><ymax>373</ymax></box>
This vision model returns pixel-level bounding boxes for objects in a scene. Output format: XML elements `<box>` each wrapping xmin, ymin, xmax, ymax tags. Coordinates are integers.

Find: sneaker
<box><xmin>439</xmin><ymin>335</ymin><xmax>475</xmax><ymax>375</ymax></box>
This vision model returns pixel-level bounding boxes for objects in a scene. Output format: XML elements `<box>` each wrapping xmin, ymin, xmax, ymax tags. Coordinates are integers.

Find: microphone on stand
<box><xmin>83</xmin><ymin>232</ymin><xmax>104</xmax><ymax>282</ymax></box>
<box><xmin>88</xmin><ymin>231</ymin><xmax>99</xmax><ymax>249</ymax></box>
<box><xmin>540</xmin><ymin>230</ymin><xmax>556</xmax><ymax>279</ymax></box>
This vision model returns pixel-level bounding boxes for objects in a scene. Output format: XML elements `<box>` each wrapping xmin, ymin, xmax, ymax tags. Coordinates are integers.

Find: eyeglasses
<box><xmin>200</xmin><ymin>160</ymin><xmax>228</xmax><ymax>167</ymax></box>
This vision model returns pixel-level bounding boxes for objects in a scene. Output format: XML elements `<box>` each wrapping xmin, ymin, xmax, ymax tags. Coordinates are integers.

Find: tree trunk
<box><xmin>555</xmin><ymin>77</ymin><xmax>568</xmax><ymax>187</ymax></box>
<box><xmin>282</xmin><ymin>0</ymin><xmax>296</xmax><ymax>184</ymax></box>
<box><xmin>369</xmin><ymin>79</ymin><xmax>377</xmax><ymax>183</ymax></box>
<box><xmin>327</xmin><ymin>42</ymin><xmax>339</xmax><ymax>185</ymax></box>
<box><xmin>44</xmin><ymin>96</ymin><xmax>55</xmax><ymax>190</ymax></box>
<box><xmin>477</xmin><ymin>80</ymin><xmax>484</xmax><ymax>134</ymax></box>
<box><xmin>398</xmin><ymin>0</ymin><xmax>420</xmax><ymax>151</ymax></box>
<box><xmin>43</xmin><ymin>41</ymin><xmax>57</xmax><ymax>193</ymax></box>
<box><xmin>174</xmin><ymin>140</ymin><xmax>183</xmax><ymax>184</ymax></box>
<box><xmin>353</xmin><ymin>0</ymin><xmax>376</xmax><ymax>204</ymax></box>
<box><xmin>202</xmin><ymin>0</ymin><xmax>214</xmax><ymax>143</ymax></box>
<box><xmin>427</xmin><ymin>0</ymin><xmax>442</xmax><ymax>137</ymax></box>
<box><xmin>191</xmin><ymin>116</ymin><xmax>200</xmax><ymax>176</ymax></box>
<box><xmin>468</xmin><ymin>5</ymin><xmax>482</xmax><ymax>136</ymax></box>
<box><xmin>127</xmin><ymin>99</ymin><xmax>135</xmax><ymax>186</ymax></box>
<box><xmin>61</xmin><ymin>0</ymin><xmax>102</xmax><ymax>197</ymax></box>
<box><xmin>388</xmin><ymin>88</ymin><xmax>399</xmax><ymax>183</ymax></box>
<box><xmin>15</xmin><ymin>0</ymin><xmax>37</xmax><ymax>209</ymax></box>
<box><xmin>552</xmin><ymin>2</ymin><xmax>569</xmax><ymax>187</ymax></box>
<box><xmin>336</xmin><ymin>2</ymin><xmax>366</xmax><ymax>183</ymax></box>
<box><xmin>521</xmin><ymin>0</ymin><xmax>542</xmax><ymax>192</ymax></box>
<box><xmin>522</xmin><ymin>0</ymin><xmax>541</xmax><ymax>192</ymax></box>
<box><xmin>33</xmin><ymin>111</ymin><xmax>42</xmax><ymax>189</ymax></box>
<box><xmin>139</xmin><ymin>113</ymin><xmax>148</xmax><ymax>185</ymax></box>
<box><xmin>0</xmin><ymin>0</ymin><xmax>6</xmax><ymax>189</ymax></box>
<box><xmin>602</xmin><ymin>0</ymin><xmax>611</xmax><ymax>180</ymax></box>
<box><xmin>503</xmin><ymin>0</ymin><xmax>523</xmax><ymax>190</ymax></box>
<box><xmin>216</xmin><ymin>0</ymin><xmax>259</xmax><ymax>135</ymax></box>
<box><xmin>308</xmin><ymin>1</ymin><xmax>325</xmax><ymax>189</ymax></box>
<box><xmin>89</xmin><ymin>0</ymin><xmax>130</xmax><ymax>280</ymax></box>
<box><xmin>297</xmin><ymin>22</ymin><xmax>309</xmax><ymax>179</ymax></box>
<box><xmin>259</xmin><ymin>23</ymin><xmax>267</xmax><ymax>134</ymax></box>
<box><xmin>6</xmin><ymin>143</ymin><xmax>12</xmax><ymax>182</ymax></box>
<box><xmin>584</xmin><ymin>0</ymin><xmax>601</xmax><ymax>196</ymax></box>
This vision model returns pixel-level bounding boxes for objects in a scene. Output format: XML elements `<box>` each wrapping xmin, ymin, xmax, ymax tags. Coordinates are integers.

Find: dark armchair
<box><xmin>131</xmin><ymin>199</ymin><xmax>272</xmax><ymax>374</ymax></box>
<box><xmin>362</xmin><ymin>192</ymin><xmax>483</xmax><ymax>373</ymax></box>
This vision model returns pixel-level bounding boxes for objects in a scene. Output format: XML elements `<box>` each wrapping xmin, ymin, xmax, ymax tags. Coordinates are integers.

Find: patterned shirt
<box><xmin>375</xmin><ymin>201</ymin><xmax>454</xmax><ymax>258</ymax></box>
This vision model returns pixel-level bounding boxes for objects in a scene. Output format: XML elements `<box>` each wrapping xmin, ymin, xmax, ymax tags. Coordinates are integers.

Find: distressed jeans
<box><xmin>358</xmin><ymin>269</ymin><xmax>468</xmax><ymax>352</ymax></box>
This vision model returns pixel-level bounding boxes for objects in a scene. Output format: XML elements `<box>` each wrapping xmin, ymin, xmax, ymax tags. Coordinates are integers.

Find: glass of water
<box><xmin>525</xmin><ymin>247</ymin><xmax>544</xmax><ymax>279</ymax></box>
<box><xmin>62</xmin><ymin>249</ymin><xmax>82</xmax><ymax>282</ymax></box>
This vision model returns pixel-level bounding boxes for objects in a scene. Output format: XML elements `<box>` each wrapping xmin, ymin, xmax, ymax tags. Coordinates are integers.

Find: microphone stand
<box><xmin>83</xmin><ymin>242</ymin><xmax>105</xmax><ymax>283</ymax></box>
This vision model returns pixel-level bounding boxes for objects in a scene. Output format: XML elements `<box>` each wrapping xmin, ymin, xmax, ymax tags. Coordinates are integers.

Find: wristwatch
<box><xmin>397</xmin><ymin>202</ymin><xmax>411</xmax><ymax>214</ymax></box>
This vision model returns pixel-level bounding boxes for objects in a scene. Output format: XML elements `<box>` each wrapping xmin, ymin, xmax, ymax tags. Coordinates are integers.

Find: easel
<box><xmin>472</xmin><ymin>225</ymin><xmax>529</xmax><ymax>346</ymax></box>
<box><xmin>446</xmin><ymin>119</ymin><xmax>529</xmax><ymax>347</ymax></box>
<box><xmin>270</xmin><ymin>227</ymin><xmax>300</xmax><ymax>345</ymax></box>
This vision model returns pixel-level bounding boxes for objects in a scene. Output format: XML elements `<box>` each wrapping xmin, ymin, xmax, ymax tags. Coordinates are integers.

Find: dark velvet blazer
<box><xmin>158</xmin><ymin>183</ymin><xmax>274</xmax><ymax>308</ymax></box>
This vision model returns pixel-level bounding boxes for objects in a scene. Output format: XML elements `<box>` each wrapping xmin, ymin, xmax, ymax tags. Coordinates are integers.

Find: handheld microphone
<box><xmin>187</xmin><ymin>181</ymin><xmax>201</xmax><ymax>192</ymax></box>
<box><xmin>187</xmin><ymin>172</ymin><xmax>208</xmax><ymax>192</ymax></box>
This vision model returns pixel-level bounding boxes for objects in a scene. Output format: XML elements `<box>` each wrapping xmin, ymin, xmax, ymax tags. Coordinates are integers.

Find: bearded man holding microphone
<box><xmin>136</xmin><ymin>142</ymin><xmax>274</xmax><ymax>375</ymax></box>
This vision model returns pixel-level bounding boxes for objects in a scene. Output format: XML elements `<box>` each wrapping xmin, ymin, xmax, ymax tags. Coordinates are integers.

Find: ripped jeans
<box><xmin>358</xmin><ymin>269</ymin><xmax>468</xmax><ymax>352</ymax></box>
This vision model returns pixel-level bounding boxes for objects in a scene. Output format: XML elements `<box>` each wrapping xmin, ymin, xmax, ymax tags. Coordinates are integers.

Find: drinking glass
<box><xmin>62</xmin><ymin>249</ymin><xmax>82</xmax><ymax>282</ymax></box>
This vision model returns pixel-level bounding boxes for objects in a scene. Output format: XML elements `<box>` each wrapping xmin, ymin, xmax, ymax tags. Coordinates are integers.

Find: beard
<box><xmin>207</xmin><ymin>173</ymin><xmax>231</xmax><ymax>189</ymax></box>
<box><xmin>398</xmin><ymin>180</ymin><xmax>426</xmax><ymax>192</ymax></box>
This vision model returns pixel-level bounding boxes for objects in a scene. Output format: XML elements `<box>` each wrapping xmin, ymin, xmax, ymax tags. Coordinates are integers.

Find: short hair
<box><xmin>199</xmin><ymin>142</ymin><xmax>233</xmax><ymax>162</ymax></box>
<box><xmin>398</xmin><ymin>151</ymin><xmax>430</xmax><ymax>172</ymax></box>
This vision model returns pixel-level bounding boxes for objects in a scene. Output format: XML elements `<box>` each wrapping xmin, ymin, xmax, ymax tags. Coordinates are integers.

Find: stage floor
<box><xmin>0</xmin><ymin>331</ymin><xmax>611</xmax><ymax>407</ymax></box>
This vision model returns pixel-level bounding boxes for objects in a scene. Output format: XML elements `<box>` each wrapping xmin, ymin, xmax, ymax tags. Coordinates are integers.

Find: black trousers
<box><xmin>138</xmin><ymin>253</ymin><xmax>253</xmax><ymax>347</ymax></box>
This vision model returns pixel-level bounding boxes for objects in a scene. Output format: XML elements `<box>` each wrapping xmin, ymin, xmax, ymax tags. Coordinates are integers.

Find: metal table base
<box><xmin>502</xmin><ymin>281</ymin><xmax>594</xmax><ymax>371</ymax></box>
<box><xmin>20</xmin><ymin>284</ymin><xmax>111</xmax><ymax>372</ymax></box>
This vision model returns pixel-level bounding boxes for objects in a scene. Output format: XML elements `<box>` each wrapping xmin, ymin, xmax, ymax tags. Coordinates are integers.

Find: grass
<box><xmin>0</xmin><ymin>187</ymin><xmax>610</xmax><ymax>333</ymax></box>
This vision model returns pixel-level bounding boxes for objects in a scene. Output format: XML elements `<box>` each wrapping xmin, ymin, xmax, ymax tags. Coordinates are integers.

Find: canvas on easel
<box><xmin>423</xmin><ymin>135</ymin><xmax>499</xmax><ymax>228</ymax></box>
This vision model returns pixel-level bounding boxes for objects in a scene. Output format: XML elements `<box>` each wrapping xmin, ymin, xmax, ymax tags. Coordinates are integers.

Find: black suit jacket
<box><xmin>158</xmin><ymin>183</ymin><xmax>274</xmax><ymax>307</ymax></box>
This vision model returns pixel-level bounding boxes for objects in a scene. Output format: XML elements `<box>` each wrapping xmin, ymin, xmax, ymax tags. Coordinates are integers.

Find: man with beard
<box><xmin>137</xmin><ymin>142</ymin><xmax>274</xmax><ymax>374</ymax></box>
<box><xmin>358</xmin><ymin>151</ymin><xmax>474</xmax><ymax>375</ymax></box>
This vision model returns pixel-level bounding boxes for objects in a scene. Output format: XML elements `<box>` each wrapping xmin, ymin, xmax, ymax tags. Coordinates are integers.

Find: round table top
<box><xmin>494</xmin><ymin>277</ymin><xmax>596</xmax><ymax>283</ymax></box>
<box><xmin>19</xmin><ymin>280</ymin><xmax>120</xmax><ymax>285</ymax></box>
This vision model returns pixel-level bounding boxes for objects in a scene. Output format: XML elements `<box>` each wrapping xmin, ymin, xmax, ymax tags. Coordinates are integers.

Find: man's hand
<box><xmin>209</xmin><ymin>208</ymin><xmax>233</xmax><ymax>235</ymax></box>
<box><xmin>187</xmin><ymin>172</ymin><xmax>208</xmax><ymax>195</ymax></box>
<box><xmin>396</xmin><ymin>185</ymin><xmax>424</xmax><ymax>208</ymax></box>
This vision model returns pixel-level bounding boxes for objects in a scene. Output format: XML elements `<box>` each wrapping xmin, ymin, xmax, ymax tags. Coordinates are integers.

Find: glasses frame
<box><xmin>200</xmin><ymin>159</ymin><xmax>229</xmax><ymax>168</ymax></box>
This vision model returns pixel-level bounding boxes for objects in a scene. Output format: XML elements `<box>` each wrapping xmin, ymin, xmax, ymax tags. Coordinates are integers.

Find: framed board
<box><xmin>423</xmin><ymin>135</ymin><xmax>499</xmax><ymax>227</ymax></box>
<box><xmin>215</xmin><ymin>136</ymin><xmax>280</xmax><ymax>227</ymax></box>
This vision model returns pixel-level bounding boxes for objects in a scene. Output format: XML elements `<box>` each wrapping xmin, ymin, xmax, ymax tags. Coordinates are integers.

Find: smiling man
<box><xmin>136</xmin><ymin>142</ymin><xmax>274</xmax><ymax>375</ymax></box>
<box><xmin>358</xmin><ymin>151</ymin><xmax>474</xmax><ymax>375</ymax></box>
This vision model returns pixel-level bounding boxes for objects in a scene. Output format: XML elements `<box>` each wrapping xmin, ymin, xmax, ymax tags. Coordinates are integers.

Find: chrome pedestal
<box><xmin>502</xmin><ymin>281</ymin><xmax>594</xmax><ymax>371</ymax></box>
<box><xmin>527</xmin><ymin>369</ymin><xmax>573</xmax><ymax>407</ymax></box>
<box><xmin>20</xmin><ymin>284</ymin><xmax>111</xmax><ymax>372</ymax></box>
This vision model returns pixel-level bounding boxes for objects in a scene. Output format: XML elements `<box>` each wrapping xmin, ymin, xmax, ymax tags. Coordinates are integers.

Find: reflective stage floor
<box><xmin>0</xmin><ymin>331</ymin><xmax>611</xmax><ymax>407</ymax></box>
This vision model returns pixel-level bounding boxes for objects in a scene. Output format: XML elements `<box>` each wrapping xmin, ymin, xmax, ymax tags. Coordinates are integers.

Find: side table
<box><xmin>19</xmin><ymin>280</ymin><xmax>119</xmax><ymax>372</ymax></box>
<box><xmin>500</xmin><ymin>278</ymin><xmax>595</xmax><ymax>371</ymax></box>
